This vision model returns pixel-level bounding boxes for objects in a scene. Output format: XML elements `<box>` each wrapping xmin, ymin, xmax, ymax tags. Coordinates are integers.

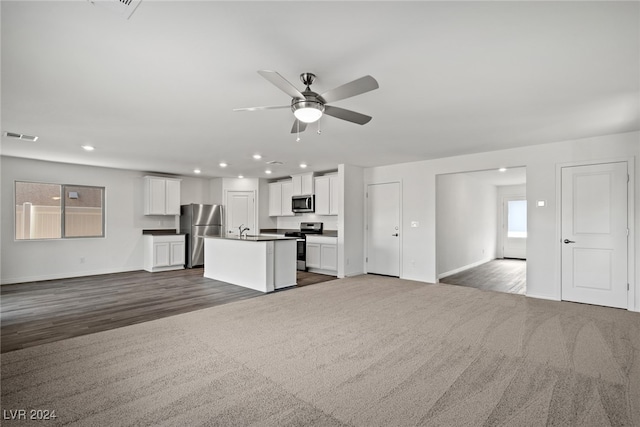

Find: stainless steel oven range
<box><xmin>284</xmin><ymin>222</ymin><xmax>323</xmax><ymax>271</ymax></box>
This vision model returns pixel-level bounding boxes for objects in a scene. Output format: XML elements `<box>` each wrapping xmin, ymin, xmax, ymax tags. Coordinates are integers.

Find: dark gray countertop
<box><xmin>205</xmin><ymin>235</ymin><xmax>298</xmax><ymax>242</ymax></box>
<box><xmin>260</xmin><ymin>229</ymin><xmax>338</xmax><ymax>237</ymax></box>
<box><xmin>142</xmin><ymin>229</ymin><xmax>185</xmax><ymax>236</ymax></box>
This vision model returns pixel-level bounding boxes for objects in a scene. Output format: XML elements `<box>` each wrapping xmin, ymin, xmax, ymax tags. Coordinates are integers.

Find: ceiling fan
<box><xmin>234</xmin><ymin>70</ymin><xmax>379</xmax><ymax>134</ymax></box>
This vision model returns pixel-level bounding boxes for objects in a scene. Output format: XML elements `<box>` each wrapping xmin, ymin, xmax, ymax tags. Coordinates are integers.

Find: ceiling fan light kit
<box><xmin>235</xmin><ymin>70</ymin><xmax>378</xmax><ymax>134</ymax></box>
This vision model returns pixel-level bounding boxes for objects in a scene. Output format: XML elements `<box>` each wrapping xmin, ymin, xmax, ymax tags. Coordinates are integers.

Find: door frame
<box><xmin>223</xmin><ymin>190</ymin><xmax>257</xmax><ymax>237</ymax></box>
<box><xmin>500</xmin><ymin>194</ymin><xmax>527</xmax><ymax>259</ymax></box>
<box><xmin>364</xmin><ymin>181</ymin><xmax>403</xmax><ymax>277</ymax></box>
<box><xmin>554</xmin><ymin>157</ymin><xmax>635</xmax><ymax>310</ymax></box>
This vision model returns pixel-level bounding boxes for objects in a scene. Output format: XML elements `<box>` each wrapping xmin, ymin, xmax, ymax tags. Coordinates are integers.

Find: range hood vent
<box><xmin>87</xmin><ymin>0</ymin><xmax>142</xmax><ymax>20</ymax></box>
<box><xmin>4</xmin><ymin>132</ymin><xmax>38</xmax><ymax>142</ymax></box>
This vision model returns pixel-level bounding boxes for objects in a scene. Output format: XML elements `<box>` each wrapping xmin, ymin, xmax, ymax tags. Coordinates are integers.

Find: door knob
<box><xmin>392</xmin><ymin>233</ymin><xmax>399</xmax><ymax>237</ymax></box>
<box><xmin>563</xmin><ymin>239</ymin><xmax>575</xmax><ymax>244</ymax></box>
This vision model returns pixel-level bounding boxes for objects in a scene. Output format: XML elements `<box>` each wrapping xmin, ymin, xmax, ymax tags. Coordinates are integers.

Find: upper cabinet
<box><xmin>291</xmin><ymin>173</ymin><xmax>315</xmax><ymax>196</ymax></box>
<box><xmin>144</xmin><ymin>176</ymin><xmax>181</xmax><ymax>215</ymax></box>
<box><xmin>268</xmin><ymin>180</ymin><xmax>294</xmax><ymax>217</ymax></box>
<box><xmin>314</xmin><ymin>174</ymin><xmax>339</xmax><ymax>216</ymax></box>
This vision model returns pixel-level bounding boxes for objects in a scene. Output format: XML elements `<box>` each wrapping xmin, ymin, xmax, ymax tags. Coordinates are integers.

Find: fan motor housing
<box><xmin>291</xmin><ymin>93</ymin><xmax>325</xmax><ymax>115</ymax></box>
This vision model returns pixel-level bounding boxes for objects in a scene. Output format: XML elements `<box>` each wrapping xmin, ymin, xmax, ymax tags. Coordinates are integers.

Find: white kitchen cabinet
<box><xmin>306</xmin><ymin>235</ymin><xmax>337</xmax><ymax>275</ymax></box>
<box><xmin>268</xmin><ymin>180</ymin><xmax>294</xmax><ymax>217</ymax></box>
<box><xmin>143</xmin><ymin>234</ymin><xmax>185</xmax><ymax>272</ymax></box>
<box><xmin>306</xmin><ymin>243</ymin><xmax>321</xmax><ymax>269</ymax></box>
<box><xmin>144</xmin><ymin>176</ymin><xmax>181</xmax><ymax>215</ymax></box>
<box><xmin>314</xmin><ymin>174</ymin><xmax>339</xmax><ymax>216</ymax></box>
<box><xmin>291</xmin><ymin>173</ymin><xmax>315</xmax><ymax>196</ymax></box>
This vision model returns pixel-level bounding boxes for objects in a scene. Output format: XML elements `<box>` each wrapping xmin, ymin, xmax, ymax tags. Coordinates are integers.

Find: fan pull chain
<box><xmin>317</xmin><ymin>117</ymin><xmax>322</xmax><ymax>135</ymax></box>
<box><xmin>296</xmin><ymin>120</ymin><xmax>301</xmax><ymax>142</ymax></box>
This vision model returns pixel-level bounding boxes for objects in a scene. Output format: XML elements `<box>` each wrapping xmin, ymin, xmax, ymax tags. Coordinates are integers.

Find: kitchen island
<box><xmin>203</xmin><ymin>235</ymin><xmax>298</xmax><ymax>293</ymax></box>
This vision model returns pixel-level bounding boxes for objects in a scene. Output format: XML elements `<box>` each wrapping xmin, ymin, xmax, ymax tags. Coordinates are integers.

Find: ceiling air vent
<box><xmin>266</xmin><ymin>161</ymin><xmax>284</xmax><ymax>165</ymax></box>
<box><xmin>87</xmin><ymin>0</ymin><xmax>143</xmax><ymax>20</ymax></box>
<box><xmin>4</xmin><ymin>132</ymin><xmax>38</xmax><ymax>142</ymax></box>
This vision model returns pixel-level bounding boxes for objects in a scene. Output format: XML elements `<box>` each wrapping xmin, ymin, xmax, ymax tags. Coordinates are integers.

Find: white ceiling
<box><xmin>1</xmin><ymin>1</ymin><xmax>638</xmax><ymax>179</ymax></box>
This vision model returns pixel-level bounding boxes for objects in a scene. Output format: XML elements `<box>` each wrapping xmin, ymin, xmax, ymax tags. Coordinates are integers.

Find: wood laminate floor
<box><xmin>0</xmin><ymin>268</ymin><xmax>336</xmax><ymax>353</ymax></box>
<box><xmin>440</xmin><ymin>259</ymin><xmax>526</xmax><ymax>295</ymax></box>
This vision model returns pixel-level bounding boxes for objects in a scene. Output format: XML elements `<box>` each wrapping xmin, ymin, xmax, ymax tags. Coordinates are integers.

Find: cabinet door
<box><xmin>314</xmin><ymin>176</ymin><xmax>330</xmax><ymax>215</ymax></box>
<box><xmin>320</xmin><ymin>244</ymin><xmax>337</xmax><ymax>271</ymax></box>
<box><xmin>170</xmin><ymin>241</ymin><xmax>185</xmax><ymax>266</ymax></box>
<box><xmin>306</xmin><ymin>243</ymin><xmax>321</xmax><ymax>268</ymax></box>
<box><xmin>280</xmin><ymin>181</ymin><xmax>294</xmax><ymax>216</ymax></box>
<box><xmin>147</xmin><ymin>178</ymin><xmax>166</xmax><ymax>215</ymax></box>
<box><xmin>329</xmin><ymin>175</ymin><xmax>339</xmax><ymax>215</ymax></box>
<box><xmin>165</xmin><ymin>179</ymin><xmax>181</xmax><ymax>215</ymax></box>
<box><xmin>153</xmin><ymin>242</ymin><xmax>170</xmax><ymax>267</ymax></box>
<box><xmin>291</xmin><ymin>175</ymin><xmax>302</xmax><ymax>196</ymax></box>
<box><xmin>268</xmin><ymin>182</ymin><xmax>282</xmax><ymax>216</ymax></box>
<box><xmin>302</xmin><ymin>174</ymin><xmax>314</xmax><ymax>195</ymax></box>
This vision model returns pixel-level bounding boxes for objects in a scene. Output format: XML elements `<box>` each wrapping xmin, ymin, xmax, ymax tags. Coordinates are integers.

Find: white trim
<box><xmin>438</xmin><ymin>257</ymin><xmax>495</xmax><ymax>280</ymax></box>
<box><xmin>1</xmin><ymin>266</ymin><xmax>141</xmax><ymax>285</ymax></box>
<box><xmin>526</xmin><ymin>293</ymin><xmax>561</xmax><ymax>302</ymax></box>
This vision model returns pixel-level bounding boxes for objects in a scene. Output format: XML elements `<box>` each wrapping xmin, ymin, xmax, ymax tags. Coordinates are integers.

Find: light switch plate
<box><xmin>536</xmin><ymin>200</ymin><xmax>546</xmax><ymax>207</ymax></box>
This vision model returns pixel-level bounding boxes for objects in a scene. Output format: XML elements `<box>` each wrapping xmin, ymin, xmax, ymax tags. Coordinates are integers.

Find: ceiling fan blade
<box><xmin>324</xmin><ymin>105</ymin><xmax>372</xmax><ymax>125</ymax></box>
<box><xmin>320</xmin><ymin>75</ymin><xmax>379</xmax><ymax>104</ymax></box>
<box><xmin>258</xmin><ymin>70</ymin><xmax>306</xmax><ymax>100</ymax></box>
<box><xmin>290</xmin><ymin>119</ymin><xmax>308</xmax><ymax>134</ymax></box>
<box><xmin>233</xmin><ymin>105</ymin><xmax>289</xmax><ymax>112</ymax></box>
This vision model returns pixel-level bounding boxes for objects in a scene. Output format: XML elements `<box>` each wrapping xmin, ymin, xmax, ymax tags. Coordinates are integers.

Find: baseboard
<box><xmin>526</xmin><ymin>293</ymin><xmax>560</xmax><ymax>302</ymax></box>
<box><xmin>438</xmin><ymin>257</ymin><xmax>495</xmax><ymax>280</ymax></box>
<box><xmin>1</xmin><ymin>266</ymin><xmax>142</xmax><ymax>285</ymax></box>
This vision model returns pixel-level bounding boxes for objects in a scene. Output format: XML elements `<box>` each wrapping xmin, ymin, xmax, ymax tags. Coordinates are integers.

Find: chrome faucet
<box><xmin>238</xmin><ymin>224</ymin><xmax>250</xmax><ymax>238</ymax></box>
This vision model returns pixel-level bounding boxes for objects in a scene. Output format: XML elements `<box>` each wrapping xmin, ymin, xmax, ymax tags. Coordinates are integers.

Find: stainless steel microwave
<box><xmin>292</xmin><ymin>195</ymin><xmax>314</xmax><ymax>213</ymax></box>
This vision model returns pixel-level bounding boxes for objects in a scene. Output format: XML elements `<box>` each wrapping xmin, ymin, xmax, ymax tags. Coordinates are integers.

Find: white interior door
<box><xmin>503</xmin><ymin>196</ymin><xmax>527</xmax><ymax>259</ymax></box>
<box><xmin>561</xmin><ymin>162</ymin><xmax>628</xmax><ymax>308</ymax></box>
<box><xmin>367</xmin><ymin>182</ymin><xmax>400</xmax><ymax>276</ymax></box>
<box><xmin>226</xmin><ymin>191</ymin><xmax>255</xmax><ymax>237</ymax></box>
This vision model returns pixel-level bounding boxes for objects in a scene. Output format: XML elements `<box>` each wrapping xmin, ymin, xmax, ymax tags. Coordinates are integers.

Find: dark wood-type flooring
<box><xmin>1</xmin><ymin>268</ymin><xmax>336</xmax><ymax>353</ymax></box>
<box><xmin>440</xmin><ymin>259</ymin><xmax>526</xmax><ymax>295</ymax></box>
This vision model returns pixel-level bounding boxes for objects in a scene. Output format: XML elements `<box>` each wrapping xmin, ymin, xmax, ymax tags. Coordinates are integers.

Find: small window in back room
<box><xmin>15</xmin><ymin>181</ymin><xmax>105</xmax><ymax>240</ymax></box>
<box><xmin>507</xmin><ymin>200</ymin><xmax>527</xmax><ymax>238</ymax></box>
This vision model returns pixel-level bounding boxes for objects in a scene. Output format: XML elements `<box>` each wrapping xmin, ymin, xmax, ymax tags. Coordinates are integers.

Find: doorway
<box><xmin>560</xmin><ymin>161</ymin><xmax>629</xmax><ymax>309</ymax></box>
<box><xmin>366</xmin><ymin>182</ymin><xmax>400</xmax><ymax>277</ymax></box>
<box><xmin>436</xmin><ymin>167</ymin><xmax>526</xmax><ymax>294</ymax></box>
<box><xmin>225</xmin><ymin>191</ymin><xmax>256</xmax><ymax>238</ymax></box>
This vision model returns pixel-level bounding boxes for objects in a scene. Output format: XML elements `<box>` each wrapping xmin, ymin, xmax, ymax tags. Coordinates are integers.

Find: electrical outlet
<box><xmin>411</xmin><ymin>221</ymin><xmax>419</xmax><ymax>228</ymax></box>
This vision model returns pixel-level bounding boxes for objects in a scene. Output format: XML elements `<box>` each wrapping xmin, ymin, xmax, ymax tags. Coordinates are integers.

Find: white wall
<box><xmin>436</xmin><ymin>173</ymin><xmax>497</xmax><ymax>278</ymax></box>
<box><xmin>364</xmin><ymin>131</ymin><xmax>639</xmax><ymax>311</ymax></box>
<box><xmin>0</xmin><ymin>157</ymin><xmax>212</xmax><ymax>284</ymax></box>
<box><xmin>338</xmin><ymin>164</ymin><xmax>365</xmax><ymax>278</ymax></box>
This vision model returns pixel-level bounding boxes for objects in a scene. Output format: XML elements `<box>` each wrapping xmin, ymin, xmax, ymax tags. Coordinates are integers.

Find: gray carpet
<box><xmin>2</xmin><ymin>275</ymin><xmax>639</xmax><ymax>426</ymax></box>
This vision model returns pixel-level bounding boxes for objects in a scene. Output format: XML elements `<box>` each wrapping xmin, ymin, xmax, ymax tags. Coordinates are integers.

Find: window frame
<box><xmin>14</xmin><ymin>180</ymin><xmax>106</xmax><ymax>241</ymax></box>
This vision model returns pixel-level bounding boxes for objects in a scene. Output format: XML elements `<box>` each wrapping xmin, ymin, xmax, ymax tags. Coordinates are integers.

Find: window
<box><xmin>507</xmin><ymin>200</ymin><xmax>527</xmax><ymax>238</ymax></box>
<box><xmin>15</xmin><ymin>181</ymin><xmax>105</xmax><ymax>240</ymax></box>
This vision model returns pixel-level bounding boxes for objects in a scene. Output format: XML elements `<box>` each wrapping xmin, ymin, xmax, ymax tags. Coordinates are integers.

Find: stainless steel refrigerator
<box><xmin>180</xmin><ymin>204</ymin><xmax>223</xmax><ymax>268</ymax></box>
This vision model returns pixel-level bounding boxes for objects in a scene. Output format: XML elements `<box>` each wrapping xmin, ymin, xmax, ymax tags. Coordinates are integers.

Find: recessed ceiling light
<box><xmin>81</xmin><ymin>145</ymin><xmax>95</xmax><ymax>151</ymax></box>
<box><xmin>219</xmin><ymin>162</ymin><xmax>228</xmax><ymax>168</ymax></box>
<box><xmin>238</xmin><ymin>175</ymin><xmax>244</xmax><ymax>179</ymax></box>
<box><xmin>193</xmin><ymin>169</ymin><xmax>201</xmax><ymax>174</ymax></box>
<box><xmin>253</xmin><ymin>154</ymin><xmax>262</xmax><ymax>160</ymax></box>
<box><xmin>300</xmin><ymin>163</ymin><xmax>308</xmax><ymax>169</ymax></box>
<box><xmin>498</xmin><ymin>167</ymin><xmax>507</xmax><ymax>172</ymax></box>
<box><xmin>265</xmin><ymin>170</ymin><xmax>272</xmax><ymax>175</ymax></box>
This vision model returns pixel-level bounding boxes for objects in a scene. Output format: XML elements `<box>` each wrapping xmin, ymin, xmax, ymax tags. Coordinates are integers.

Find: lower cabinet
<box><xmin>144</xmin><ymin>234</ymin><xmax>185</xmax><ymax>272</ymax></box>
<box><xmin>306</xmin><ymin>235</ymin><xmax>337</xmax><ymax>275</ymax></box>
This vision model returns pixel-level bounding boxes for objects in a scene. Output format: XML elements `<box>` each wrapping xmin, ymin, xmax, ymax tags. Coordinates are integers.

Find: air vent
<box><xmin>4</xmin><ymin>132</ymin><xmax>38</xmax><ymax>142</ymax></box>
<box><xmin>266</xmin><ymin>161</ymin><xmax>284</xmax><ymax>165</ymax></box>
<box><xmin>87</xmin><ymin>0</ymin><xmax>142</xmax><ymax>19</ymax></box>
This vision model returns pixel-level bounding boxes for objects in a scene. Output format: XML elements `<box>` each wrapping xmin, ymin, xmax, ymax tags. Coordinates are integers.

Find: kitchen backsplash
<box><xmin>277</xmin><ymin>214</ymin><xmax>338</xmax><ymax>230</ymax></box>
